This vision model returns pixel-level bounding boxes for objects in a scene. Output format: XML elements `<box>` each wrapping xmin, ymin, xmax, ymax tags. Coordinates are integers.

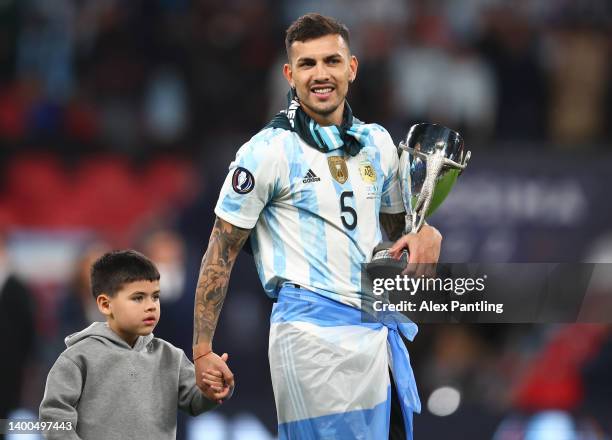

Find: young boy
<box><xmin>39</xmin><ymin>250</ymin><xmax>231</xmax><ymax>440</ymax></box>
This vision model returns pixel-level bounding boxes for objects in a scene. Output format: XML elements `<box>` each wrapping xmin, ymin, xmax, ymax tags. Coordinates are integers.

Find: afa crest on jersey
<box><xmin>327</xmin><ymin>156</ymin><xmax>348</xmax><ymax>184</ymax></box>
<box><xmin>359</xmin><ymin>161</ymin><xmax>377</xmax><ymax>183</ymax></box>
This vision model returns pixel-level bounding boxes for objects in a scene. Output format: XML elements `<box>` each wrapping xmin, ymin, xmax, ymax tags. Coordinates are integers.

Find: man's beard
<box><xmin>301</xmin><ymin>97</ymin><xmax>342</xmax><ymax>118</ymax></box>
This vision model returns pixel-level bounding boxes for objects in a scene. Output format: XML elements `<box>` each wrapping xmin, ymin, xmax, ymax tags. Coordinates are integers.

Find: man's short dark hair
<box><xmin>91</xmin><ymin>250</ymin><xmax>160</xmax><ymax>298</ymax></box>
<box><xmin>285</xmin><ymin>13</ymin><xmax>350</xmax><ymax>59</ymax></box>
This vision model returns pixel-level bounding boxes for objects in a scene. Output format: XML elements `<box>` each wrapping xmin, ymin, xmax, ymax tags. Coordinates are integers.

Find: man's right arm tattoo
<box><xmin>193</xmin><ymin>217</ymin><xmax>250</xmax><ymax>348</ymax></box>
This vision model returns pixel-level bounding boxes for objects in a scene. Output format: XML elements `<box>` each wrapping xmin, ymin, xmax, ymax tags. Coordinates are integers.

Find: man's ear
<box><xmin>349</xmin><ymin>55</ymin><xmax>358</xmax><ymax>83</ymax></box>
<box><xmin>96</xmin><ymin>294</ymin><xmax>112</xmax><ymax>317</ymax></box>
<box><xmin>283</xmin><ymin>63</ymin><xmax>294</xmax><ymax>88</ymax></box>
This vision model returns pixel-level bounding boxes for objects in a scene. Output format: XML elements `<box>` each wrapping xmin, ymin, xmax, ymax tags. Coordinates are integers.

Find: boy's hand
<box><xmin>195</xmin><ymin>352</ymin><xmax>235</xmax><ymax>404</ymax></box>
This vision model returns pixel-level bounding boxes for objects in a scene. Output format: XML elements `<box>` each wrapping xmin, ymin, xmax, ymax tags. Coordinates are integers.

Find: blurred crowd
<box><xmin>0</xmin><ymin>0</ymin><xmax>611</xmax><ymax>163</ymax></box>
<box><xmin>1</xmin><ymin>0</ymin><xmax>611</xmax><ymax>439</ymax></box>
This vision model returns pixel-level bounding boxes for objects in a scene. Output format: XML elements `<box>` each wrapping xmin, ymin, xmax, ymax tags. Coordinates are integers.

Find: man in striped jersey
<box><xmin>192</xmin><ymin>13</ymin><xmax>442</xmax><ymax>439</ymax></box>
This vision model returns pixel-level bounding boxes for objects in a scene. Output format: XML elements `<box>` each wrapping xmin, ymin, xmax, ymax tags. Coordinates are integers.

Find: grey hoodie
<box><xmin>39</xmin><ymin>322</ymin><xmax>216</xmax><ymax>439</ymax></box>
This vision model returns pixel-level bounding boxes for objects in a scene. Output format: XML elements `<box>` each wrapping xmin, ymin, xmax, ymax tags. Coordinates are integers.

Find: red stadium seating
<box><xmin>0</xmin><ymin>154</ymin><xmax>197</xmax><ymax>240</ymax></box>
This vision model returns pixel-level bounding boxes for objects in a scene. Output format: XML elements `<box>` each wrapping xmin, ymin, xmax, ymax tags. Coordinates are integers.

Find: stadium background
<box><xmin>0</xmin><ymin>0</ymin><xmax>611</xmax><ymax>438</ymax></box>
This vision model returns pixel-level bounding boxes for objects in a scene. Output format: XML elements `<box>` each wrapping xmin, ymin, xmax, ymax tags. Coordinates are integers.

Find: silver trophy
<box><xmin>372</xmin><ymin>123</ymin><xmax>471</xmax><ymax>263</ymax></box>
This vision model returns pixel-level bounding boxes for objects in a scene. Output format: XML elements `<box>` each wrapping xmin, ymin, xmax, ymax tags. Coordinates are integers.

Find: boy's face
<box><xmin>97</xmin><ymin>280</ymin><xmax>161</xmax><ymax>346</ymax></box>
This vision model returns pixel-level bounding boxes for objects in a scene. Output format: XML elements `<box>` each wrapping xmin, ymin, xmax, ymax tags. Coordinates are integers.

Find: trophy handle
<box><xmin>398</xmin><ymin>141</ymin><xmax>429</xmax><ymax>161</ymax></box>
<box><xmin>400</xmin><ymin>141</ymin><xmax>471</xmax><ymax>234</ymax></box>
<box><xmin>458</xmin><ymin>150</ymin><xmax>471</xmax><ymax>175</ymax></box>
<box><xmin>400</xmin><ymin>140</ymin><xmax>471</xmax><ymax>172</ymax></box>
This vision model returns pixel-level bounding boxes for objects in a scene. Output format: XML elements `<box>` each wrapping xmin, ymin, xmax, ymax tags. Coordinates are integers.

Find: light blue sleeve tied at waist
<box><xmin>380</xmin><ymin>311</ymin><xmax>421</xmax><ymax>416</ymax></box>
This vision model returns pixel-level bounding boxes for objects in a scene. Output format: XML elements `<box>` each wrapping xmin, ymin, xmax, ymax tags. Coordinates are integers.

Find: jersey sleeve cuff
<box><xmin>214</xmin><ymin>207</ymin><xmax>257</xmax><ymax>229</ymax></box>
<box><xmin>379</xmin><ymin>204</ymin><xmax>405</xmax><ymax>215</ymax></box>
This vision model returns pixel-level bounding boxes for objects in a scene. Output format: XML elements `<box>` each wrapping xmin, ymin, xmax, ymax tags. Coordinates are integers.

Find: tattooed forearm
<box><xmin>193</xmin><ymin>217</ymin><xmax>250</xmax><ymax>347</ymax></box>
<box><xmin>379</xmin><ymin>212</ymin><xmax>407</xmax><ymax>241</ymax></box>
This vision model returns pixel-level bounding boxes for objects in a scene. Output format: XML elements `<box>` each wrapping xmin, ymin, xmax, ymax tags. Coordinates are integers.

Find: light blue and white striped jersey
<box><xmin>215</xmin><ymin>124</ymin><xmax>404</xmax><ymax>307</ymax></box>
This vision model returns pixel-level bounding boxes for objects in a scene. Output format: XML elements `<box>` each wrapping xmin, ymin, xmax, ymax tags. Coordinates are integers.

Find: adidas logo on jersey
<box><xmin>302</xmin><ymin>169</ymin><xmax>321</xmax><ymax>184</ymax></box>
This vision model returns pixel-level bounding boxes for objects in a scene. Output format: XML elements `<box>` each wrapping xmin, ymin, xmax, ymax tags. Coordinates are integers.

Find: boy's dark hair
<box><xmin>91</xmin><ymin>250</ymin><xmax>160</xmax><ymax>298</ymax></box>
<box><xmin>285</xmin><ymin>13</ymin><xmax>350</xmax><ymax>59</ymax></box>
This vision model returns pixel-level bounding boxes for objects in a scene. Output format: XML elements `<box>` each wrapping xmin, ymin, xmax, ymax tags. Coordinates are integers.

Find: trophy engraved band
<box><xmin>372</xmin><ymin>123</ymin><xmax>471</xmax><ymax>263</ymax></box>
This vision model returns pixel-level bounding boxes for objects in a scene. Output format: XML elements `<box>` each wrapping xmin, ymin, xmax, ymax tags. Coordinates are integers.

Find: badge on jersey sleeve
<box><xmin>327</xmin><ymin>156</ymin><xmax>348</xmax><ymax>184</ymax></box>
<box><xmin>232</xmin><ymin>167</ymin><xmax>255</xmax><ymax>194</ymax></box>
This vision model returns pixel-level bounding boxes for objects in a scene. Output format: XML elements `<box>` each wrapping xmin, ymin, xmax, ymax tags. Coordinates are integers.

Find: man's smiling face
<box><xmin>283</xmin><ymin>34</ymin><xmax>358</xmax><ymax>126</ymax></box>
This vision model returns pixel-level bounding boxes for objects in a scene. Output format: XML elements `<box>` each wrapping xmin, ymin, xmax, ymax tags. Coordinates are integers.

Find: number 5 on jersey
<box><xmin>340</xmin><ymin>191</ymin><xmax>357</xmax><ymax>230</ymax></box>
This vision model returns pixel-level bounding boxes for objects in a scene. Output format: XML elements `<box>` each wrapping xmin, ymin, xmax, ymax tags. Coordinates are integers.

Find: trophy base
<box><xmin>371</xmin><ymin>241</ymin><xmax>408</xmax><ymax>265</ymax></box>
<box><xmin>365</xmin><ymin>241</ymin><xmax>408</xmax><ymax>282</ymax></box>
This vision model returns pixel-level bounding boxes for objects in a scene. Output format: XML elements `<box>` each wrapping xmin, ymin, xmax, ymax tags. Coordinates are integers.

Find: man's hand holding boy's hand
<box><xmin>195</xmin><ymin>351</ymin><xmax>235</xmax><ymax>404</ymax></box>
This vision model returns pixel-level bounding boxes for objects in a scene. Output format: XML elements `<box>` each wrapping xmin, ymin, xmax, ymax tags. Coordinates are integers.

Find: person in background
<box><xmin>57</xmin><ymin>241</ymin><xmax>109</xmax><ymax>339</ymax></box>
<box><xmin>0</xmin><ymin>232</ymin><xmax>36</xmax><ymax>420</ymax></box>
